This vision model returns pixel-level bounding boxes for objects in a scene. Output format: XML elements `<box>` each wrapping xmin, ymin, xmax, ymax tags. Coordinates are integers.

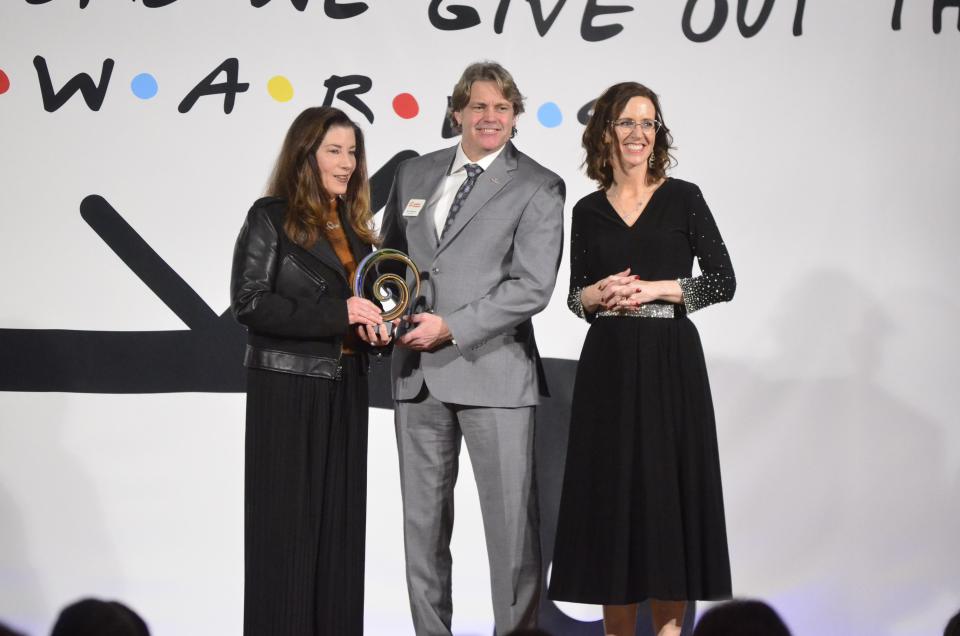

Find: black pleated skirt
<box><xmin>549</xmin><ymin>316</ymin><xmax>732</xmax><ymax>604</ymax></box>
<box><xmin>243</xmin><ymin>356</ymin><xmax>368</xmax><ymax>636</ymax></box>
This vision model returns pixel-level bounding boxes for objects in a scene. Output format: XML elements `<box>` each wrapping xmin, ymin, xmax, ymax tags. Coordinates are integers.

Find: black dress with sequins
<box><xmin>548</xmin><ymin>178</ymin><xmax>735</xmax><ymax>603</ymax></box>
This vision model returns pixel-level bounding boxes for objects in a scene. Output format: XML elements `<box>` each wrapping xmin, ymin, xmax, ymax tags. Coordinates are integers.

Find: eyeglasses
<box><xmin>609</xmin><ymin>118</ymin><xmax>663</xmax><ymax>134</ymax></box>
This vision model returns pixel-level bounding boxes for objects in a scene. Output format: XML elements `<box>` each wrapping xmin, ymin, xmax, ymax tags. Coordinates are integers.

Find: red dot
<box><xmin>0</xmin><ymin>69</ymin><xmax>10</xmax><ymax>95</ymax></box>
<box><xmin>392</xmin><ymin>93</ymin><xmax>419</xmax><ymax>119</ymax></box>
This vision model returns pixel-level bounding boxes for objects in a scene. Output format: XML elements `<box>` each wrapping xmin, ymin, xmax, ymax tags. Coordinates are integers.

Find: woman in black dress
<box><xmin>549</xmin><ymin>82</ymin><xmax>735</xmax><ymax>635</ymax></box>
<box><xmin>230</xmin><ymin>106</ymin><xmax>389</xmax><ymax>635</ymax></box>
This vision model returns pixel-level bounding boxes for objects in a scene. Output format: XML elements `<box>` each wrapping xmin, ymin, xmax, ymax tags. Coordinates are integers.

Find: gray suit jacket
<box><xmin>380</xmin><ymin>141</ymin><xmax>565</xmax><ymax>407</ymax></box>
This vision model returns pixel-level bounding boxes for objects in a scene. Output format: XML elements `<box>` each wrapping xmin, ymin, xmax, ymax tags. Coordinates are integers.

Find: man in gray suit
<box><xmin>378</xmin><ymin>62</ymin><xmax>565</xmax><ymax>635</ymax></box>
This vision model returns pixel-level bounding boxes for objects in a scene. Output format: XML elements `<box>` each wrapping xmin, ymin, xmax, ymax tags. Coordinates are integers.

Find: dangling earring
<box><xmin>648</xmin><ymin>151</ymin><xmax>655</xmax><ymax>169</ymax></box>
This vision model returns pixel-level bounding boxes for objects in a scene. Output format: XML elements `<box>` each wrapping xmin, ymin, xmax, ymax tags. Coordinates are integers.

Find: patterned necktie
<box><xmin>441</xmin><ymin>163</ymin><xmax>484</xmax><ymax>239</ymax></box>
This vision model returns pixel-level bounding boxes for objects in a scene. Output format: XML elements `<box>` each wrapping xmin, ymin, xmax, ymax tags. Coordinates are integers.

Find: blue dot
<box><xmin>131</xmin><ymin>73</ymin><xmax>158</xmax><ymax>99</ymax></box>
<box><xmin>537</xmin><ymin>102</ymin><xmax>563</xmax><ymax>128</ymax></box>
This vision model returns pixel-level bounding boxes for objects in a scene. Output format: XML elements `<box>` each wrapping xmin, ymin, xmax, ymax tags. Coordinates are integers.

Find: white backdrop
<box><xmin>1</xmin><ymin>1</ymin><xmax>958</xmax><ymax>635</ymax></box>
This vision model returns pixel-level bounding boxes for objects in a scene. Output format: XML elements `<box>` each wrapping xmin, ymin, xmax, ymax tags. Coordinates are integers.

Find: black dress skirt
<box><xmin>243</xmin><ymin>355</ymin><xmax>368</xmax><ymax>635</ymax></box>
<box><xmin>548</xmin><ymin>179</ymin><xmax>734</xmax><ymax>604</ymax></box>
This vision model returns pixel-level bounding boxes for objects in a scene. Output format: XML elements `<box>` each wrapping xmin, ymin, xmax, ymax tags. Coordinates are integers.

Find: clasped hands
<box><xmin>351</xmin><ymin>296</ymin><xmax>453</xmax><ymax>351</ymax></box>
<box><xmin>582</xmin><ymin>268</ymin><xmax>670</xmax><ymax>313</ymax></box>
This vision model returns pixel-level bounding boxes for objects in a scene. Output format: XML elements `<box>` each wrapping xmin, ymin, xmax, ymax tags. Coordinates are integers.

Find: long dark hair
<box><xmin>266</xmin><ymin>106</ymin><xmax>376</xmax><ymax>248</ymax></box>
<box><xmin>582</xmin><ymin>82</ymin><xmax>676</xmax><ymax>189</ymax></box>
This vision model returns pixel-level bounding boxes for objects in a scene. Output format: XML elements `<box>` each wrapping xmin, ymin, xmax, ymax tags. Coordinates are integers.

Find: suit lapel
<box><xmin>436</xmin><ymin>142</ymin><xmax>517</xmax><ymax>254</ymax></box>
<box><xmin>408</xmin><ymin>148</ymin><xmax>456</xmax><ymax>249</ymax></box>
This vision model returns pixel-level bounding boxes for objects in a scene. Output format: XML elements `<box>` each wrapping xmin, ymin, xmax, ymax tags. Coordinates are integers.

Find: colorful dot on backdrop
<box><xmin>392</xmin><ymin>93</ymin><xmax>419</xmax><ymax>119</ymax></box>
<box><xmin>130</xmin><ymin>73</ymin><xmax>158</xmax><ymax>99</ymax></box>
<box><xmin>267</xmin><ymin>76</ymin><xmax>294</xmax><ymax>102</ymax></box>
<box><xmin>0</xmin><ymin>69</ymin><xmax>10</xmax><ymax>95</ymax></box>
<box><xmin>537</xmin><ymin>102</ymin><xmax>562</xmax><ymax>128</ymax></box>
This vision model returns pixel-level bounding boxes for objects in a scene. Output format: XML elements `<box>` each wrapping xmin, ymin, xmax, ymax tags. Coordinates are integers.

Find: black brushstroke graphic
<box><xmin>178</xmin><ymin>58</ymin><xmax>250</xmax><ymax>114</ymax></box>
<box><xmin>249</xmin><ymin>0</ymin><xmax>369</xmax><ymax>16</ymax></box>
<box><xmin>682</xmin><ymin>0</ymin><xmax>807</xmax><ymax>41</ymax></box>
<box><xmin>580</xmin><ymin>0</ymin><xmax>633</xmax><ymax>42</ymax></box>
<box><xmin>34</xmin><ymin>55</ymin><xmax>114</xmax><ymax>112</ymax></box>
<box><xmin>321</xmin><ymin>74</ymin><xmax>374</xmax><ymax>123</ymax></box>
<box><xmin>493</xmin><ymin>0</ymin><xmax>568</xmax><ymax>36</ymax></box>
<box><xmin>0</xmin><ymin>195</ymin><xmax>246</xmax><ymax>393</ymax></box>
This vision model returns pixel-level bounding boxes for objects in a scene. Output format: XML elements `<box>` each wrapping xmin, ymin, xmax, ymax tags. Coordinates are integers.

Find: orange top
<box><xmin>325</xmin><ymin>219</ymin><xmax>361</xmax><ymax>354</ymax></box>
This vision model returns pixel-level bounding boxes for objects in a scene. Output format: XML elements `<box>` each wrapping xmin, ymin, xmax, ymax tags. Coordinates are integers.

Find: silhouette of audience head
<box><xmin>945</xmin><ymin>609</ymin><xmax>960</xmax><ymax>636</ymax></box>
<box><xmin>0</xmin><ymin>621</ymin><xmax>27</xmax><ymax>636</ymax></box>
<box><xmin>50</xmin><ymin>598</ymin><xmax>150</xmax><ymax>636</ymax></box>
<box><xmin>693</xmin><ymin>599</ymin><xmax>790</xmax><ymax>636</ymax></box>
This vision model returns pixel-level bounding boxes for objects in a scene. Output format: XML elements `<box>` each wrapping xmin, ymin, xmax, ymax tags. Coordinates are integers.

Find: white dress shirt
<box><xmin>432</xmin><ymin>143</ymin><xmax>505</xmax><ymax>239</ymax></box>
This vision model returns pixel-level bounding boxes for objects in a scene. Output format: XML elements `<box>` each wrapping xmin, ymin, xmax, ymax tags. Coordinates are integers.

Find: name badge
<box><xmin>403</xmin><ymin>199</ymin><xmax>426</xmax><ymax>217</ymax></box>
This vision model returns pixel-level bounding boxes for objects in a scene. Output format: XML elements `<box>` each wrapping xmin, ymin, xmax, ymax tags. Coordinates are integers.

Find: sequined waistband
<box><xmin>597</xmin><ymin>304</ymin><xmax>678</xmax><ymax>319</ymax></box>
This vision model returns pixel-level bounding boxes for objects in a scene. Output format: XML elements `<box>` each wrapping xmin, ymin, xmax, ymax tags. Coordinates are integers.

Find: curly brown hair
<box><xmin>582</xmin><ymin>82</ymin><xmax>676</xmax><ymax>189</ymax></box>
<box><xmin>266</xmin><ymin>106</ymin><xmax>376</xmax><ymax>248</ymax></box>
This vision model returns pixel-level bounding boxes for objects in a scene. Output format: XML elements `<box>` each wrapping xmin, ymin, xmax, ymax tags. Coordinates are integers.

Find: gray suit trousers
<box><xmin>395</xmin><ymin>389</ymin><xmax>542</xmax><ymax>636</ymax></box>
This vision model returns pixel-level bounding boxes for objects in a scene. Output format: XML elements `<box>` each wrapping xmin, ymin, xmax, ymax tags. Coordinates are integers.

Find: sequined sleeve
<box><xmin>567</xmin><ymin>206</ymin><xmax>595</xmax><ymax>322</ymax></box>
<box><xmin>678</xmin><ymin>186</ymin><xmax>736</xmax><ymax>313</ymax></box>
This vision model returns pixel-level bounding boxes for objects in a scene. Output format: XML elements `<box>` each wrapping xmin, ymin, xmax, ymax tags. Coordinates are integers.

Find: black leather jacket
<box><xmin>230</xmin><ymin>197</ymin><xmax>372</xmax><ymax>379</ymax></box>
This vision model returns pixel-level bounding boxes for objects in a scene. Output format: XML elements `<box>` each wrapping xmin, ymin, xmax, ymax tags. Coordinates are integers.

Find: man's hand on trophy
<box><xmin>397</xmin><ymin>313</ymin><xmax>453</xmax><ymax>351</ymax></box>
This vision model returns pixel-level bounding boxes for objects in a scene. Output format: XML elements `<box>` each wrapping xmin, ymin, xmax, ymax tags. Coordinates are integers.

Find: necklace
<box><xmin>607</xmin><ymin>179</ymin><xmax>665</xmax><ymax>224</ymax></box>
<box><xmin>606</xmin><ymin>189</ymin><xmax>646</xmax><ymax>224</ymax></box>
<box><xmin>326</xmin><ymin>197</ymin><xmax>341</xmax><ymax>230</ymax></box>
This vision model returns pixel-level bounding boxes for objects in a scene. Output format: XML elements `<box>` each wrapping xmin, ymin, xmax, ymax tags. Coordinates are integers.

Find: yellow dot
<box><xmin>267</xmin><ymin>76</ymin><xmax>294</xmax><ymax>102</ymax></box>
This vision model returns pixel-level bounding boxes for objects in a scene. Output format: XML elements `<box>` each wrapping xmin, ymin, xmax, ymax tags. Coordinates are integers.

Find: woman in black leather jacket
<box><xmin>230</xmin><ymin>106</ymin><xmax>388</xmax><ymax>636</ymax></box>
